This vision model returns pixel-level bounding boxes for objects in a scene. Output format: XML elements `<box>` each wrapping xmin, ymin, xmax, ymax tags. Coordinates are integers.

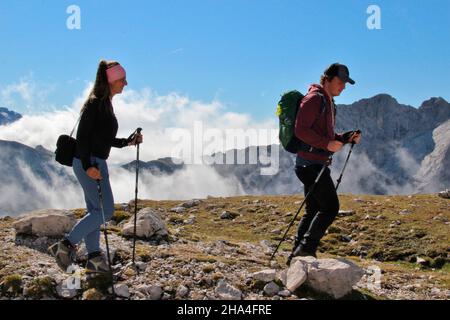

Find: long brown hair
<box><xmin>81</xmin><ymin>60</ymin><xmax>119</xmax><ymax>112</ymax></box>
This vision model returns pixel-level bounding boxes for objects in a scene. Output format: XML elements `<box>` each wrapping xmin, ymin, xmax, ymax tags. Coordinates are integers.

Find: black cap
<box><xmin>324</xmin><ymin>63</ymin><xmax>355</xmax><ymax>85</ymax></box>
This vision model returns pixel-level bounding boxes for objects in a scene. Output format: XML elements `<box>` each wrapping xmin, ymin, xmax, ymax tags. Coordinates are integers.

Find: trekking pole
<box><xmin>335</xmin><ymin>142</ymin><xmax>355</xmax><ymax>190</ymax></box>
<box><xmin>96</xmin><ymin>179</ymin><xmax>116</xmax><ymax>298</ymax></box>
<box><xmin>131</xmin><ymin>128</ymin><xmax>142</xmax><ymax>266</ymax></box>
<box><xmin>269</xmin><ymin>158</ymin><xmax>331</xmax><ymax>262</ymax></box>
<box><xmin>335</xmin><ymin>130</ymin><xmax>360</xmax><ymax>190</ymax></box>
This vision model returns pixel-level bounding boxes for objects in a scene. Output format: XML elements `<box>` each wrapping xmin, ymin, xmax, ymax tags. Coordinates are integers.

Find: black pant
<box><xmin>294</xmin><ymin>164</ymin><xmax>339</xmax><ymax>253</ymax></box>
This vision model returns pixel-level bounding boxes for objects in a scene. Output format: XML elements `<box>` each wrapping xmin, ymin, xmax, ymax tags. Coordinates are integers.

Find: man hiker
<box><xmin>287</xmin><ymin>63</ymin><xmax>361</xmax><ymax>265</ymax></box>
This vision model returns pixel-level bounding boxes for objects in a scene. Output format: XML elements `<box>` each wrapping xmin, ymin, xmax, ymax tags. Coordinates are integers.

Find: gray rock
<box><xmin>220</xmin><ymin>211</ymin><xmax>238</xmax><ymax>220</ymax></box>
<box><xmin>147</xmin><ymin>285</ymin><xmax>163</xmax><ymax>300</ymax></box>
<box><xmin>338</xmin><ymin>210</ymin><xmax>356</xmax><ymax>217</ymax></box>
<box><xmin>278</xmin><ymin>290</ymin><xmax>291</xmax><ymax>297</ymax></box>
<box><xmin>12</xmin><ymin>209</ymin><xmax>76</xmax><ymax>237</ymax></box>
<box><xmin>171</xmin><ymin>207</ymin><xmax>186</xmax><ymax>213</ymax></box>
<box><xmin>271</xmin><ymin>229</ymin><xmax>282</xmax><ymax>235</ymax></box>
<box><xmin>263</xmin><ymin>282</ymin><xmax>280</xmax><ymax>297</ymax></box>
<box><xmin>251</xmin><ymin>269</ymin><xmax>277</xmax><ymax>283</ymax></box>
<box><xmin>176</xmin><ymin>285</ymin><xmax>189</xmax><ymax>298</ymax></box>
<box><xmin>179</xmin><ymin>199</ymin><xmax>201</xmax><ymax>208</ymax></box>
<box><xmin>114</xmin><ymin>284</ymin><xmax>130</xmax><ymax>298</ymax></box>
<box><xmin>438</xmin><ymin>189</ymin><xmax>450</xmax><ymax>199</ymax></box>
<box><xmin>122</xmin><ymin>208</ymin><xmax>168</xmax><ymax>239</ymax></box>
<box><xmin>399</xmin><ymin>209</ymin><xmax>412</xmax><ymax>215</ymax></box>
<box><xmin>215</xmin><ymin>280</ymin><xmax>242</xmax><ymax>300</ymax></box>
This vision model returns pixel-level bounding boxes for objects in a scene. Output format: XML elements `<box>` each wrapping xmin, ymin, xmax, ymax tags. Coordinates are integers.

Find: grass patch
<box><xmin>1</xmin><ymin>274</ymin><xmax>23</xmax><ymax>297</ymax></box>
<box><xmin>25</xmin><ymin>276</ymin><xmax>56</xmax><ymax>299</ymax></box>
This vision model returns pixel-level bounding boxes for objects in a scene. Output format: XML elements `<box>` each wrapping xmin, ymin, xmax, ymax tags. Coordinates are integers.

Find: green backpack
<box><xmin>276</xmin><ymin>90</ymin><xmax>326</xmax><ymax>154</ymax></box>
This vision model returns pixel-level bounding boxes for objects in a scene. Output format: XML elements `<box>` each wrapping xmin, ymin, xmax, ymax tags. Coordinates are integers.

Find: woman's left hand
<box><xmin>128</xmin><ymin>133</ymin><xmax>143</xmax><ymax>146</ymax></box>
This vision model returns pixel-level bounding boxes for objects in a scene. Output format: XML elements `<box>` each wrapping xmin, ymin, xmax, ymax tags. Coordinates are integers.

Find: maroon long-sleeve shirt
<box><xmin>295</xmin><ymin>84</ymin><xmax>343</xmax><ymax>163</ymax></box>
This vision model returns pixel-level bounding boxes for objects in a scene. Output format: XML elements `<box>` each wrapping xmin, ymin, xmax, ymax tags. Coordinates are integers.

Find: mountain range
<box><xmin>0</xmin><ymin>94</ymin><xmax>449</xmax><ymax>215</ymax></box>
<box><xmin>119</xmin><ymin>94</ymin><xmax>450</xmax><ymax>195</ymax></box>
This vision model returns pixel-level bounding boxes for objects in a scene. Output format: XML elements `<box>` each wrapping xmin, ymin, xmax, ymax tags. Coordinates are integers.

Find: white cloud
<box><xmin>109</xmin><ymin>165</ymin><xmax>244</xmax><ymax>203</ymax></box>
<box><xmin>330</xmin><ymin>147</ymin><xmax>419</xmax><ymax>195</ymax></box>
<box><xmin>0</xmin><ymin>83</ymin><xmax>278</xmax><ymax>165</ymax></box>
<box><xmin>0</xmin><ymin>74</ymin><xmax>56</xmax><ymax>112</ymax></box>
<box><xmin>0</xmin><ymin>82</ymin><xmax>276</xmax><ymax>215</ymax></box>
<box><xmin>0</xmin><ymin>158</ymin><xmax>244</xmax><ymax>216</ymax></box>
<box><xmin>169</xmin><ymin>48</ymin><xmax>184</xmax><ymax>55</ymax></box>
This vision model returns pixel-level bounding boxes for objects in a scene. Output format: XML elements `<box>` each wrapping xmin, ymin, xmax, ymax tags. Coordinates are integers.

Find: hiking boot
<box><xmin>286</xmin><ymin>238</ymin><xmax>301</xmax><ymax>266</ymax></box>
<box><xmin>286</xmin><ymin>244</ymin><xmax>317</xmax><ymax>266</ymax></box>
<box><xmin>85</xmin><ymin>252</ymin><xmax>111</xmax><ymax>274</ymax></box>
<box><xmin>293</xmin><ymin>244</ymin><xmax>317</xmax><ymax>258</ymax></box>
<box><xmin>286</xmin><ymin>253</ymin><xmax>295</xmax><ymax>266</ymax></box>
<box><xmin>48</xmin><ymin>239</ymin><xmax>75</xmax><ymax>271</ymax></box>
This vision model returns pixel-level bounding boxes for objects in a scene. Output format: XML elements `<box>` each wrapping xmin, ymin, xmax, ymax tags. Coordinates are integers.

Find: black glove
<box><xmin>342</xmin><ymin>130</ymin><xmax>361</xmax><ymax>144</ymax></box>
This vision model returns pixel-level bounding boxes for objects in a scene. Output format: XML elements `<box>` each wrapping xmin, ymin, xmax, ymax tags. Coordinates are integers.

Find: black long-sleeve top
<box><xmin>75</xmin><ymin>97</ymin><xmax>128</xmax><ymax>171</ymax></box>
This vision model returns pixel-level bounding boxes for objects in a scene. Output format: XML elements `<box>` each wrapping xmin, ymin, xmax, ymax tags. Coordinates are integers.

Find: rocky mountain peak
<box><xmin>352</xmin><ymin>94</ymin><xmax>400</xmax><ymax>110</ymax></box>
<box><xmin>419</xmin><ymin>97</ymin><xmax>449</xmax><ymax>110</ymax></box>
<box><xmin>0</xmin><ymin>107</ymin><xmax>22</xmax><ymax>125</ymax></box>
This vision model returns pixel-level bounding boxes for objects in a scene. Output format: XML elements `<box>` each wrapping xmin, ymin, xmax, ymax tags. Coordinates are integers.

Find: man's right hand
<box><xmin>87</xmin><ymin>167</ymin><xmax>102</xmax><ymax>180</ymax></box>
<box><xmin>327</xmin><ymin>140</ymin><xmax>344</xmax><ymax>153</ymax></box>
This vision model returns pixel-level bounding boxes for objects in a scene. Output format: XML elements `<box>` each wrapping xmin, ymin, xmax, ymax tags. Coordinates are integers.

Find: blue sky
<box><xmin>0</xmin><ymin>0</ymin><xmax>449</xmax><ymax>119</ymax></box>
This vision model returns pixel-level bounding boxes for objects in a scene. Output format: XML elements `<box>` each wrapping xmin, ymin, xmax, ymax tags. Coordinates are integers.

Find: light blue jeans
<box><xmin>67</xmin><ymin>156</ymin><xmax>115</xmax><ymax>254</ymax></box>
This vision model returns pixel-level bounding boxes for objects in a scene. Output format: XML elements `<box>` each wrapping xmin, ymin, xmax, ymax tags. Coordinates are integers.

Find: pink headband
<box><xmin>106</xmin><ymin>64</ymin><xmax>126</xmax><ymax>83</ymax></box>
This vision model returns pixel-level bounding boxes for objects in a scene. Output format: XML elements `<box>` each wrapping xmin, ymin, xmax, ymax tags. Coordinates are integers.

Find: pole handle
<box><xmin>127</xmin><ymin>127</ymin><xmax>143</xmax><ymax>141</ymax></box>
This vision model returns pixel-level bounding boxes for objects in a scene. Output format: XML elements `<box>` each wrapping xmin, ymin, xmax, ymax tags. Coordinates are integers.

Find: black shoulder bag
<box><xmin>54</xmin><ymin>112</ymin><xmax>83</xmax><ymax>167</ymax></box>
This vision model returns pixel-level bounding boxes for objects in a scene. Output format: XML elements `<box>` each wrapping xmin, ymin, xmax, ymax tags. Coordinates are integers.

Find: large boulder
<box><xmin>12</xmin><ymin>209</ymin><xmax>77</xmax><ymax>237</ymax></box>
<box><xmin>286</xmin><ymin>258</ymin><xmax>308</xmax><ymax>292</ymax></box>
<box><xmin>122</xmin><ymin>208</ymin><xmax>168</xmax><ymax>239</ymax></box>
<box><xmin>290</xmin><ymin>257</ymin><xmax>364</xmax><ymax>299</ymax></box>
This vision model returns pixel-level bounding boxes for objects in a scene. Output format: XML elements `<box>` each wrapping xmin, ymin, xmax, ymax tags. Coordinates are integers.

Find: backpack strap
<box><xmin>316</xmin><ymin>93</ymin><xmax>327</xmax><ymax>117</ymax></box>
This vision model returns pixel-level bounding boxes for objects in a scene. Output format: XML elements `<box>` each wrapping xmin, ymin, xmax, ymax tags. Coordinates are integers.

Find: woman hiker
<box><xmin>49</xmin><ymin>60</ymin><xmax>143</xmax><ymax>273</ymax></box>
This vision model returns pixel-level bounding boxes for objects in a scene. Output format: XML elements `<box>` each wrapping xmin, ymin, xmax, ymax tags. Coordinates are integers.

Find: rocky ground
<box><xmin>0</xmin><ymin>194</ymin><xmax>449</xmax><ymax>300</ymax></box>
